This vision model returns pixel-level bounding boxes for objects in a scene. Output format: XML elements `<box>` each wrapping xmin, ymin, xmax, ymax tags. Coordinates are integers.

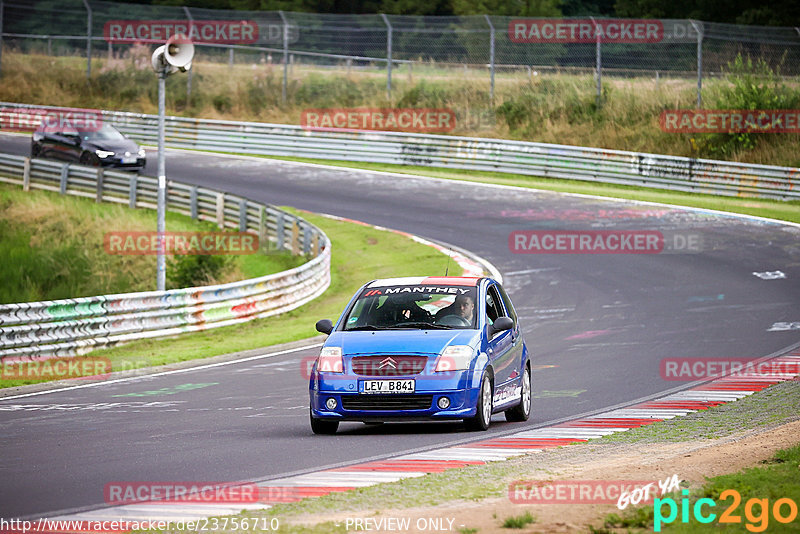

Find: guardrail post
<box><xmin>228</xmin><ymin>47</ymin><xmax>234</xmax><ymax>68</ymax></box>
<box><xmin>189</xmin><ymin>186</ymin><xmax>198</xmax><ymax>219</ymax></box>
<box><xmin>129</xmin><ymin>174</ymin><xmax>137</xmax><ymax>208</ymax></box>
<box><xmin>291</xmin><ymin>219</ymin><xmax>299</xmax><ymax>255</ymax></box>
<box><xmin>276</xmin><ymin>211</ymin><xmax>285</xmax><ymax>250</ymax></box>
<box><xmin>59</xmin><ymin>164</ymin><xmax>68</xmax><ymax>194</ymax></box>
<box><xmin>312</xmin><ymin>232</ymin><xmax>319</xmax><ymax>256</ymax></box>
<box><xmin>259</xmin><ymin>206</ymin><xmax>268</xmax><ymax>252</ymax></box>
<box><xmin>81</xmin><ymin>0</ymin><xmax>92</xmax><ymax>79</ymax></box>
<box><xmin>484</xmin><ymin>15</ymin><xmax>495</xmax><ymax>105</ymax></box>
<box><xmin>381</xmin><ymin>13</ymin><xmax>392</xmax><ymax>102</ymax></box>
<box><xmin>96</xmin><ymin>168</ymin><xmax>104</xmax><ymax>202</ymax></box>
<box><xmin>22</xmin><ymin>158</ymin><xmax>30</xmax><ymax>191</ymax></box>
<box><xmin>238</xmin><ymin>199</ymin><xmax>247</xmax><ymax>232</ymax></box>
<box><xmin>278</xmin><ymin>10</ymin><xmax>289</xmax><ymax>104</ymax></box>
<box><xmin>302</xmin><ymin>223</ymin><xmax>311</xmax><ymax>255</ymax></box>
<box><xmin>216</xmin><ymin>192</ymin><xmax>225</xmax><ymax>229</ymax></box>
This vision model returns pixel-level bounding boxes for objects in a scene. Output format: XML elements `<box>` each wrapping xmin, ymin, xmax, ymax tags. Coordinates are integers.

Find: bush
<box><xmin>167</xmin><ymin>254</ymin><xmax>230</xmax><ymax>289</ymax></box>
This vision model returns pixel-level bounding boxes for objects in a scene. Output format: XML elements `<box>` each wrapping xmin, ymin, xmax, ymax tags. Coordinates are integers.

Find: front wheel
<box><xmin>80</xmin><ymin>151</ymin><xmax>100</xmax><ymax>166</ymax></box>
<box><xmin>465</xmin><ymin>373</ymin><xmax>493</xmax><ymax>431</ymax></box>
<box><xmin>310</xmin><ymin>409</ymin><xmax>339</xmax><ymax>435</ymax></box>
<box><xmin>505</xmin><ymin>365</ymin><xmax>531</xmax><ymax>422</ymax></box>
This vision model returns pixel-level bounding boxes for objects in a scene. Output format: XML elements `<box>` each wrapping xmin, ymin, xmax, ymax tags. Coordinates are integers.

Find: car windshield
<box><xmin>343</xmin><ymin>285</ymin><xmax>477</xmax><ymax>331</ymax></box>
<box><xmin>80</xmin><ymin>124</ymin><xmax>126</xmax><ymax>142</ymax></box>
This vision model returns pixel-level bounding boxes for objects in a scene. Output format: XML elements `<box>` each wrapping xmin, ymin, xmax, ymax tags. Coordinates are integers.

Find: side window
<box><xmin>496</xmin><ymin>284</ymin><xmax>518</xmax><ymax>326</ymax></box>
<box><xmin>485</xmin><ymin>286</ymin><xmax>503</xmax><ymax>326</ymax></box>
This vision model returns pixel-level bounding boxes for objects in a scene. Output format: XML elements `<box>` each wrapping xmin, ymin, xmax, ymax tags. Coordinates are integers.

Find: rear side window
<box><xmin>496</xmin><ymin>284</ymin><xmax>518</xmax><ymax>326</ymax></box>
<box><xmin>485</xmin><ymin>285</ymin><xmax>503</xmax><ymax>326</ymax></box>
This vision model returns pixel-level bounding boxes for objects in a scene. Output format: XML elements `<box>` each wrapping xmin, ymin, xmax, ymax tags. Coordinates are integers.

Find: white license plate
<box><xmin>360</xmin><ymin>379</ymin><xmax>415</xmax><ymax>394</ymax></box>
<box><xmin>122</xmin><ymin>157</ymin><xmax>137</xmax><ymax>164</ymax></box>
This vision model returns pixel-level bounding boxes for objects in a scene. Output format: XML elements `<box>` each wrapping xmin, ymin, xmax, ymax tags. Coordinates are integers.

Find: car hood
<box><xmin>86</xmin><ymin>139</ymin><xmax>139</xmax><ymax>153</ymax></box>
<box><xmin>327</xmin><ymin>329</ymin><xmax>479</xmax><ymax>356</ymax></box>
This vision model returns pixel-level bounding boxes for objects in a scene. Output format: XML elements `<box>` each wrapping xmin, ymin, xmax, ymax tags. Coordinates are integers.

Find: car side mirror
<box><xmin>315</xmin><ymin>319</ymin><xmax>333</xmax><ymax>335</ymax></box>
<box><xmin>488</xmin><ymin>316</ymin><xmax>514</xmax><ymax>337</ymax></box>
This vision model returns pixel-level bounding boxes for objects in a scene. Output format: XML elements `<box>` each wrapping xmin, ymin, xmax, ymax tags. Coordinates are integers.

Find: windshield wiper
<box><xmin>390</xmin><ymin>322</ymin><xmax>454</xmax><ymax>330</ymax></box>
<box><xmin>347</xmin><ymin>324</ymin><xmax>387</xmax><ymax>331</ymax></box>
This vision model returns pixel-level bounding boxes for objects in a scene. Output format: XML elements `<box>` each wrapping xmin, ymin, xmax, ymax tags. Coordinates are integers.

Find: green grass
<box><xmin>246</xmin><ymin>155</ymin><xmax>800</xmax><ymax>225</ymax></box>
<box><xmin>604</xmin><ymin>442</ymin><xmax>800</xmax><ymax>532</ymax></box>
<box><xmin>501</xmin><ymin>511</ymin><xmax>536</xmax><ymax>529</ymax></box>
<box><xmin>0</xmin><ymin>183</ymin><xmax>300</xmax><ymax>304</ymax></box>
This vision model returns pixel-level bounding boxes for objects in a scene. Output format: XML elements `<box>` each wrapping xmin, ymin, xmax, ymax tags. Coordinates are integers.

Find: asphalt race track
<box><xmin>1</xmin><ymin>134</ymin><xmax>799</xmax><ymax>519</ymax></box>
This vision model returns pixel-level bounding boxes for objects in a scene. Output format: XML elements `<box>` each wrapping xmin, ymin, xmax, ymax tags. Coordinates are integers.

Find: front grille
<box><xmin>351</xmin><ymin>355</ymin><xmax>428</xmax><ymax>376</ymax></box>
<box><xmin>341</xmin><ymin>394</ymin><xmax>434</xmax><ymax>411</ymax></box>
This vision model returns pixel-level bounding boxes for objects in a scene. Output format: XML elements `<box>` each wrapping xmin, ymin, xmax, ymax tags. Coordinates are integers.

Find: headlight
<box><xmin>95</xmin><ymin>149</ymin><xmax>114</xmax><ymax>158</ymax></box>
<box><xmin>435</xmin><ymin>345</ymin><xmax>474</xmax><ymax>372</ymax></box>
<box><xmin>317</xmin><ymin>347</ymin><xmax>343</xmax><ymax>374</ymax></box>
<box><xmin>138</xmin><ymin>148</ymin><xmax>146</xmax><ymax>157</ymax></box>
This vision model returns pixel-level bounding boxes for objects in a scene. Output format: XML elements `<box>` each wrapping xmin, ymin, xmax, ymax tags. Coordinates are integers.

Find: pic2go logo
<box><xmin>654</xmin><ymin>489</ymin><xmax>799</xmax><ymax>532</ymax></box>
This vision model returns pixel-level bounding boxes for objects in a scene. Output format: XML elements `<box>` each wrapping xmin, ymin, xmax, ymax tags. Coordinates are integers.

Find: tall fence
<box><xmin>1</xmin><ymin>1</ymin><xmax>800</xmax><ymax>106</ymax></box>
<box><xmin>0</xmin><ymin>151</ymin><xmax>331</xmax><ymax>360</ymax></box>
<box><xmin>2</xmin><ymin>102</ymin><xmax>797</xmax><ymax>201</ymax></box>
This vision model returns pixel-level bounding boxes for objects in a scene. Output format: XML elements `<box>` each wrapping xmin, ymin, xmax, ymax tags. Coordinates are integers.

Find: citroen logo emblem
<box><xmin>378</xmin><ymin>357</ymin><xmax>397</xmax><ymax>369</ymax></box>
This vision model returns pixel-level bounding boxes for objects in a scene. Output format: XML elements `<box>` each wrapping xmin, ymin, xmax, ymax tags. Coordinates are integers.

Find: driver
<box><xmin>434</xmin><ymin>294</ymin><xmax>475</xmax><ymax>323</ymax></box>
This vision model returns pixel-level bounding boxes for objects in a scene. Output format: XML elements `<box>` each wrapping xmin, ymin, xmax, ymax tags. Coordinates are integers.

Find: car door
<box><xmin>496</xmin><ymin>282</ymin><xmax>526</xmax><ymax>386</ymax></box>
<box><xmin>484</xmin><ymin>283</ymin><xmax>516</xmax><ymax>404</ymax></box>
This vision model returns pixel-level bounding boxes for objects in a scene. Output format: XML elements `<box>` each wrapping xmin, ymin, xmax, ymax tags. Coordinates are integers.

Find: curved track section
<box><xmin>1</xmin><ymin>135</ymin><xmax>799</xmax><ymax>519</ymax></box>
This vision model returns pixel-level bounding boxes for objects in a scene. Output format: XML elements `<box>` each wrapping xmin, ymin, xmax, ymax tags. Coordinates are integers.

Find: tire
<box><xmin>31</xmin><ymin>144</ymin><xmax>41</xmax><ymax>158</ymax></box>
<box><xmin>505</xmin><ymin>364</ymin><xmax>531</xmax><ymax>422</ymax></box>
<box><xmin>80</xmin><ymin>151</ymin><xmax>100</xmax><ymax>166</ymax></box>
<box><xmin>310</xmin><ymin>409</ymin><xmax>339</xmax><ymax>435</ymax></box>
<box><xmin>465</xmin><ymin>373</ymin><xmax>493</xmax><ymax>431</ymax></box>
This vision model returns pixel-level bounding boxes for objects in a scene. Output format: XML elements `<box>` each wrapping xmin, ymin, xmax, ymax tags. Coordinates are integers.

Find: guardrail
<box><xmin>2</xmin><ymin>102</ymin><xmax>796</xmax><ymax>200</ymax></box>
<box><xmin>0</xmin><ymin>153</ymin><xmax>331</xmax><ymax>360</ymax></box>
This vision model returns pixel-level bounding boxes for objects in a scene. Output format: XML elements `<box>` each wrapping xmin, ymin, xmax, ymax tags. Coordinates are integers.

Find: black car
<box><xmin>31</xmin><ymin>123</ymin><xmax>146</xmax><ymax>171</ymax></box>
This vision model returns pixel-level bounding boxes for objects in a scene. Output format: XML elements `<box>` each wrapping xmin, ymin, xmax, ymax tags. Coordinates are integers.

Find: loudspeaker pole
<box><xmin>157</xmin><ymin>69</ymin><xmax>167</xmax><ymax>291</ymax></box>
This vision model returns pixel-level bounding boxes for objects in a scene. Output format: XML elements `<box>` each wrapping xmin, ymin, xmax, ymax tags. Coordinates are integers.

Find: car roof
<box><xmin>366</xmin><ymin>276</ymin><xmax>483</xmax><ymax>288</ymax></box>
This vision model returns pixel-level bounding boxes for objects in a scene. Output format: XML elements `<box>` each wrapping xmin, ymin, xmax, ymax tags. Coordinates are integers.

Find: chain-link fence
<box><xmin>1</xmin><ymin>0</ymin><xmax>799</xmax><ymax>108</ymax></box>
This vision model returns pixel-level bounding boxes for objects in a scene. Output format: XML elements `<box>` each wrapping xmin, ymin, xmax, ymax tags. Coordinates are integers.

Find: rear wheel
<box><xmin>505</xmin><ymin>364</ymin><xmax>531</xmax><ymax>422</ymax></box>
<box><xmin>31</xmin><ymin>143</ymin><xmax>41</xmax><ymax>158</ymax></box>
<box><xmin>465</xmin><ymin>373</ymin><xmax>493</xmax><ymax>431</ymax></box>
<box><xmin>310</xmin><ymin>409</ymin><xmax>339</xmax><ymax>435</ymax></box>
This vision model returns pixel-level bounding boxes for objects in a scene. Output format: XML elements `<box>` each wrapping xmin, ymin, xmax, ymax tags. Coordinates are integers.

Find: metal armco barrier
<box><xmin>1</xmin><ymin>102</ymin><xmax>796</xmax><ymax>200</ymax></box>
<box><xmin>0</xmin><ymin>152</ymin><xmax>331</xmax><ymax>360</ymax></box>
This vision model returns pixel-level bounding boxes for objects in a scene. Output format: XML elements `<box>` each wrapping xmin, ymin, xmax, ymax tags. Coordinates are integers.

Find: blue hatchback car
<box><xmin>309</xmin><ymin>276</ymin><xmax>531</xmax><ymax>434</ymax></box>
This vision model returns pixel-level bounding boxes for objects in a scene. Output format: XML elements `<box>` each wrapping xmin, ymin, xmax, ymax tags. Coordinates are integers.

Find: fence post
<box><xmin>259</xmin><ymin>206</ymin><xmax>267</xmax><ymax>252</ymax></box>
<box><xmin>276</xmin><ymin>211</ymin><xmax>285</xmax><ymax>250</ymax></box>
<box><xmin>381</xmin><ymin>13</ymin><xmax>392</xmax><ymax>102</ymax></box>
<box><xmin>291</xmin><ymin>219</ymin><xmax>300</xmax><ymax>255</ymax></box>
<box><xmin>228</xmin><ymin>47</ymin><xmax>233</xmax><ymax>68</ymax></box>
<box><xmin>82</xmin><ymin>0</ymin><xmax>92</xmax><ymax>79</ymax></box>
<box><xmin>592</xmin><ymin>17</ymin><xmax>602</xmax><ymax>108</ymax></box>
<box><xmin>278</xmin><ymin>10</ymin><xmax>289</xmax><ymax>104</ymax></box>
<box><xmin>183</xmin><ymin>7</ymin><xmax>194</xmax><ymax>104</ymax></box>
<box><xmin>690</xmin><ymin>20</ymin><xmax>704</xmax><ymax>109</ymax></box>
<box><xmin>0</xmin><ymin>0</ymin><xmax>4</xmax><ymax>77</ymax></box>
<box><xmin>484</xmin><ymin>15</ymin><xmax>495</xmax><ymax>105</ymax></box>
<box><xmin>238</xmin><ymin>199</ymin><xmax>247</xmax><ymax>232</ymax></box>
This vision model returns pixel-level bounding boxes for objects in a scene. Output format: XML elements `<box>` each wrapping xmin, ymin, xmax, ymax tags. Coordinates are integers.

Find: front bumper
<box><xmin>309</xmin><ymin>370</ymin><xmax>481</xmax><ymax>421</ymax></box>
